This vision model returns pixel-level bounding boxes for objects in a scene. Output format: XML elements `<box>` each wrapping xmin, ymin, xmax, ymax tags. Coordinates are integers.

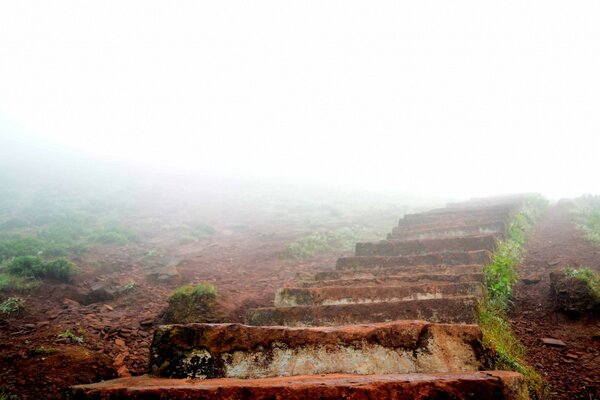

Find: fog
<box><xmin>1</xmin><ymin>1</ymin><xmax>599</xmax><ymax>199</ymax></box>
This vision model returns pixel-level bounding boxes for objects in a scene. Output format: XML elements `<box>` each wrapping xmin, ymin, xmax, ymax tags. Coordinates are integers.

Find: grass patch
<box><xmin>0</xmin><ymin>297</ymin><xmax>25</xmax><ymax>316</ymax></box>
<box><xmin>572</xmin><ymin>195</ymin><xmax>600</xmax><ymax>245</ymax></box>
<box><xmin>57</xmin><ymin>329</ymin><xmax>84</xmax><ymax>344</ymax></box>
<box><xmin>479</xmin><ymin>195</ymin><xmax>549</xmax><ymax>398</ymax></box>
<box><xmin>285</xmin><ymin>226</ymin><xmax>377</xmax><ymax>260</ymax></box>
<box><xmin>0</xmin><ymin>387</ymin><xmax>20</xmax><ymax>400</ymax></box>
<box><xmin>162</xmin><ymin>283</ymin><xmax>218</xmax><ymax>324</ymax></box>
<box><xmin>563</xmin><ymin>267</ymin><xmax>600</xmax><ymax>300</ymax></box>
<box><xmin>0</xmin><ymin>274</ymin><xmax>38</xmax><ymax>291</ymax></box>
<box><xmin>27</xmin><ymin>346</ymin><xmax>59</xmax><ymax>356</ymax></box>
<box><xmin>191</xmin><ymin>224</ymin><xmax>216</xmax><ymax>239</ymax></box>
<box><xmin>4</xmin><ymin>256</ymin><xmax>77</xmax><ymax>282</ymax></box>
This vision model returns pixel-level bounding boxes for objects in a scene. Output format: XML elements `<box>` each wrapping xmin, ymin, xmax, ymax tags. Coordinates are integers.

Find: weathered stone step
<box><xmin>389</xmin><ymin>221</ymin><xmax>506</xmax><ymax>241</ymax></box>
<box><xmin>395</xmin><ymin>217</ymin><xmax>505</xmax><ymax>234</ymax></box>
<box><xmin>301</xmin><ymin>272</ymin><xmax>484</xmax><ymax>288</ymax></box>
<box><xmin>399</xmin><ymin>211</ymin><xmax>511</xmax><ymax>227</ymax></box>
<box><xmin>403</xmin><ymin>204</ymin><xmax>513</xmax><ymax>219</ymax></box>
<box><xmin>246</xmin><ymin>296</ymin><xmax>479</xmax><ymax>326</ymax></box>
<box><xmin>410</xmin><ymin>203</ymin><xmax>515</xmax><ymax>215</ymax></box>
<box><xmin>314</xmin><ymin>264</ymin><xmax>483</xmax><ymax>281</ymax></box>
<box><xmin>145</xmin><ymin>321</ymin><xmax>483</xmax><ymax>379</ymax></box>
<box><xmin>274</xmin><ymin>282</ymin><xmax>484</xmax><ymax>306</ymax></box>
<box><xmin>355</xmin><ymin>235</ymin><xmax>497</xmax><ymax>256</ymax></box>
<box><xmin>70</xmin><ymin>371</ymin><xmax>529</xmax><ymax>400</ymax></box>
<box><xmin>336</xmin><ymin>250</ymin><xmax>492</xmax><ymax>270</ymax></box>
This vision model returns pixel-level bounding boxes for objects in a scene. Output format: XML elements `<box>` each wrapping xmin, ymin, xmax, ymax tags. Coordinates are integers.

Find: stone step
<box><xmin>144</xmin><ymin>321</ymin><xmax>483</xmax><ymax>379</ymax></box>
<box><xmin>314</xmin><ymin>264</ymin><xmax>483</xmax><ymax>281</ymax></box>
<box><xmin>395</xmin><ymin>217</ymin><xmax>506</xmax><ymax>234</ymax></box>
<box><xmin>403</xmin><ymin>204</ymin><xmax>514</xmax><ymax>219</ymax></box>
<box><xmin>399</xmin><ymin>210</ymin><xmax>511</xmax><ymax>227</ymax></box>
<box><xmin>69</xmin><ymin>371</ymin><xmax>529</xmax><ymax>400</ymax></box>
<box><xmin>246</xmin><ymin>296</ymin><xmax>479</xmax><ymax>326</ymax></box>
<box><xmin>301</xmin><ymin>272</ymin><xmax>484</xmax><ymax>288</ymax></box>
<box><xmin>336</xmin><ymin>250</ymin><xmax>492</xmax><ymax>270</ymax></box>
<box><xmin>389</xmin><ymin>221</ymin><xmax>507</xmax><ymax>241</ymax></box>
<box><xmin>412</xmin><ymin>203</ymin><xmax>518</xmax><ymax>218</ymax></box>
<box><xmin>355</xmin><ymin>235</ymin><xmax>498</xmax><ymax>256</ymax></box>
<box><xmin>274</xmin><ymin>282</ymin><xmax>484</xmax><ymax>306</ymax></box>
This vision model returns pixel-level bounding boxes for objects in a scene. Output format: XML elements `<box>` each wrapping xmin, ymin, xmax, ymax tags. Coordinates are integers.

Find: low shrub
<box><xmin>162</xmin><ymin>283</ymin><xmax>218</xmax><ymax>324</ymax></box>
<box><xmin>0</xmin><ymin>297</ymin><xmax>25</xmax><ymax>316</ymax></box>
<box><xmin>5</xmin><ymin>256</ymin><xmax>77</xmax><ymax>282</ymax></box>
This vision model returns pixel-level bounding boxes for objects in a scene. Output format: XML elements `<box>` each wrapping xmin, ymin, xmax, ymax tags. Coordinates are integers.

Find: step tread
<box><xmin>275</xmin><ymin>282</ymin><xmax>484</xmax><ymax>306</ymax></box>
<box><xmin>355</xmin><ymin>235</ymin><xmax>498</xmax><ymax>256</ymax></box>
<box><xmin>301</xmin><ymin>273</ymin><xmax>484</xmax><ymax>288</ymax></box>
<box><xmin>70</xmin><ymin>371</ymin><xmax>528</xmax><ymax>400</ymax></box>
<box><xmin>246</xmin><ymin>296</ymin><xmax>480</xmax><ymax>326</ymax></box>
<box><xmin>336</xmin><ymin>251</ymin><xmax>492</xmax><ymax>269</ymax></box>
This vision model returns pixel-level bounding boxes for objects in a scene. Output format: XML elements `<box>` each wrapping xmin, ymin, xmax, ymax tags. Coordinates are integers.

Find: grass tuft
<box><xmin>563</xmin><ymin>267</ymin><xmax>600</xmax><ymax>300</ymax></box>
<box><xmin>0</xmin><ymin>297</ymin><xmax>25</xmax><ymax>316</ymax></box>
<box><xmin>479</xmin><ymin>195</ymin><xmax>549</xmax><ymax>398</ymax></box>
<box><xmin>4</xmin><ymin>256</ymin><xmax>77</xmax><ymax>282</ymax></box>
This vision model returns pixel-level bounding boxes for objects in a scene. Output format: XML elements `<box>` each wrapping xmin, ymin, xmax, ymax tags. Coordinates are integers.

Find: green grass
<box><xmin>563</xmin><ymin>267</ymin><xmax>600</xmax><ymax>300</ymax></box>
<box><xmin>57</xmin><ymin>329</ymin><xmax>84</xmax><ymax>344</ymax></box>
<box><xmin>169</xmin><ymin>283</ymin><xmax>217</xmax><ymax>302</ymax></box>
<box><xmin>27</xmin><ymin>346</ymin><xmax>59</xmax><ymax>356</ymax></box>
<box><xmin>479</xmin><ymin>195</ymin><xmax>549</xmax><ymax>398</ymax></box>
<box><xmin>0</xmin><ymin>386</ymin><xmax>20</xmax><ymax>400</ymax></box>
<box><xmin>0</xmin><ymin>297</ymin><xmax>25</xmax><ymax>316</ymax></box>
<box><xmin>285</xmin><ymin>226</ymin><xmax>379</xmax><ymax>260</ymax></box>
<box><xmin>4</xmin><ymin>256</ymin><xmax>77</xmax><ymax>282</ymax></box>
<box><xmin>572</xmin><ymin>196</ymin><xmax>600</xmax><ymax>245</ymax></box>
<box><xmin>191</xmin><ymin>224</ymin><xmax>216</xmax><ymax>239</ymax></box>
<box><xmin>0</xmin><ymin>274</ymin><xmax>39</xmax><ymax>291</ymax></box>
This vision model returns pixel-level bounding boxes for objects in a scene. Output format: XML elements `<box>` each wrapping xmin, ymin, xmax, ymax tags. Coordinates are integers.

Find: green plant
<box><xmin>0</xmin><ymin>297</ymin><xmax>25</xmax><ymax>316</ymax></box>
<box><xmin>5</xmin><ymin>256</ymin><xmax>77</xmax><ymax>282</ymax></box>
<box><xmin>478</xmin><ymin>196</ymin><xmax>549</xmax><ymax>398</ymax></box>
<box><xmin>563</xmin><ymin>267</ymin><xmax>600</xmax><ymax>299</ymax></box>
<box><xmin>572</xmin><ymin>195</ymin><xmax>600</xmax><ymax>245</ymax></box>
<box><xmin>57</xmin><ymin>329</ymin><xmax>84</xmax><ymax>344</ymax></box>
<box><xmin>120</xmin><ymin>280</ymin><xmax>137</xmax><ymax>294</ymax></box>
<box><xmin>162</xmin><ymin>283</ymin><xmax>218</xmax><ymax>324</ymax></box>
<box><xmin>192</xmin><ymin>224</ymin><xmax>216</xmax><ymax>239</ymax></box>
<box><xmin>0</xmin><ymin>386</ymin><xmax>20</xmax><ymax>400</ymax></box>
<box><xmin>27</xmin><ymin>346</ymin><xmax>59</xmax><ymax>356</ymax></box>
<box><xmin>285</xmin><ymin>226</ymin><xmax>374</xmax><ymax>260</ymax></box>
<box><xmin>0</xmin><ymin>274</ymin><xmax>39</xmax><ymax>291</ymax></box>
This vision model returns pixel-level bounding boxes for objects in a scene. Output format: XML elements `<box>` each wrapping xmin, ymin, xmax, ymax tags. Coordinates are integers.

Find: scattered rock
<box><xmin>549</xmin><ymin>271</ymin><xmax>599</xmax><ymax>316</ymax></box>
<box><xmin>541</xmin><ymin>338</ymin><xmax>567</xmax><ymax>347</ymax></box>
<box><xmin>115</xmin><ymin>338</ymin><xmax>126</xmax><ymax>347</ymax></box>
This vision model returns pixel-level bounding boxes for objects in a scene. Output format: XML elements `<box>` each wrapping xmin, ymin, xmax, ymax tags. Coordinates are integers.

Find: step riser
<box><xmin>336</xmin><ymin>251</ymin><xmax>492</xmax><ymax>270</ymax></box>
<box><xmin>390</xmin><ymin>223</ymin><xmax>506</xmax><ymax>241</ymax></box>
<box><xmin>314</xmin><ymin>266</ymin><xmax>482</xmax><ymax>281</ymax></box>
<box><xmin>69</xmin><ymin>371</ymin><xmax>530</xmax><ymax>400</ymax></box>
<box><xmin>246</xmin><ymin>297</ymin><xmax>479</xmax><ymax>326</ymax></box>
<box><xmin>355</xmin><ymin>235</ymin><xmax>497</xmax><ymax>256</ymax></box>
<box><xmin>302</xmin><ymin>273</ymin><xmax>484</xmax><ymax>288</ymax></box>
<box><xmin>275</xmin><ymin>283</ymin><xmax>484</xmax><ymax>306</ymax></box>
<box><xmin>148</xmin><ymin>322</ymin><xmax>484</xmax><ymax>379</ymax></box>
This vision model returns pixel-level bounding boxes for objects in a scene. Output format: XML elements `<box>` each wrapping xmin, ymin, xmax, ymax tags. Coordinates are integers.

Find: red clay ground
<box><xmin>1</xmin><ymin>200</ymin><xmax>599</xmax><ymax>399</ymax></box>
<box><xmin>0</xmin><ymin>201</ymin><xmax>396</xmax><ymax>399</ymax></box>
<box><xmin>512</xmin><ymin>203</ymin><xmax>600</xmax><ymax>400</ymax></box>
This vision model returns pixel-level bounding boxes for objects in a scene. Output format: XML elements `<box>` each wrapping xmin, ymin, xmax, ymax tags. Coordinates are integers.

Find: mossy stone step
<box><xmin>389</xmin><ymin>221</ymin><xmax>507</xmax><ymax>241</ymax></box>
<box><xmin>313</xmin><ymin>265</ymin><xmax>483</xmax><ymax>281</ymax></box>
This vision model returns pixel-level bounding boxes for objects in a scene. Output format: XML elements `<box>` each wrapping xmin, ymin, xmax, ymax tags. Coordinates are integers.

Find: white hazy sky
<box><xmin>1</xmin><ymin>1</ymin><xmax>599</xmax><ymax>199</ymax></box>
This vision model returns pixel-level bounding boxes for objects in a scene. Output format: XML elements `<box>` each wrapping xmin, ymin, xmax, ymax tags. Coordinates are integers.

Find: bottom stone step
<box><xmin>70</xmin><ymin>371</ymin><xmax>529</xmax><ymax>400</ymax></box>
<box><xmin>148</xmin><ymin>321</ymin><xmax>483</xmax><ymax>379</ymax></box>
<box><xmin>246</xmin><ymin>296</ymin><xmax>479</xmax><ymax>326</ymax></box>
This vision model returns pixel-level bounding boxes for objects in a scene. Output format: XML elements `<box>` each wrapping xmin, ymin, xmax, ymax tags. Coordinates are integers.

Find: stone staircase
<box><xmin>70</xmin><ymin>197</ymin><xmax>530</xmax><ymax>399</ymax></box>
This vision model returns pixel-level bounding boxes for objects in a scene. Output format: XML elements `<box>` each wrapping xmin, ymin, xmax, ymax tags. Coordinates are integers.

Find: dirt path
<box><xmin>511</xmin><ymin>204</ymin><xmax>600</xmax><ymax>399</ymax></box>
